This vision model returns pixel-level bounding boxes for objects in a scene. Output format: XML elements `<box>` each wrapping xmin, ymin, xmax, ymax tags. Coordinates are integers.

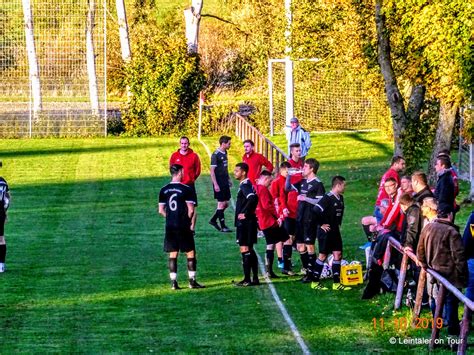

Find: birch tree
<box><xmin>184</xmin><ymin>0</ymin><xmax>203</xmax><ymax>54</ymax></box>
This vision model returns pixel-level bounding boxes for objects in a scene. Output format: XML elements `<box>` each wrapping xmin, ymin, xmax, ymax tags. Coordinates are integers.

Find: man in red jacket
<box><xmin>242</xmin><ymin>140</ymin><xmax>274</xmax><ymax>185</ymax></box>
<box><xmin>169</xmin><ymin>136</ymin><xmax>201</xmax><ymax>233</ymax></box>
<box><xmin>256</xmin><ymin>170</ymin><xmax>291</xmax><ymax>278</ymax></box>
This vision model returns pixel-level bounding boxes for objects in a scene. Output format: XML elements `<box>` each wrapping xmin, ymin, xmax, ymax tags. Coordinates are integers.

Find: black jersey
<box><xmin>292</xmin><ymin>177</ymin><xmax>325</xmax><ymax>223</ymax></box>
<box><xmin>235</xmin><ymin>178</ymin><xmax>258</xmax><ymax>225</ymax></box>
<box><xmin>313</xmin><ymin>191</ymin><xmax>344</xmax><ymax>231</ymax></box>
<box><xmin>210</xmin><ymin>149</ymin><xmax>229</xmax><ymax>184</ymax></box>
<box><xmin>0</xmin><ymin>177</ymin><xmax>9</xmax><ymax>213</ymax></box>
<box><xmin>159</xmin><ymin>182</ymin><xmax>196</xmax><ymax>230</ymax></box>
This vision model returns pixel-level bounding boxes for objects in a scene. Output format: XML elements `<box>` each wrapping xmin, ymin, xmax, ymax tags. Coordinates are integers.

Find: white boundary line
<box><xmin>198</xmin><ymin>137</ymin><xmax>310</xmax><ymax>355</ymax></box>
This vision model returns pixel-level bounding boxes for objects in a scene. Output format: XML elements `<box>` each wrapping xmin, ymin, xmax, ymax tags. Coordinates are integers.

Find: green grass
<box><xmin>0</xmin><ymin>133</ymin><xmax>471</xmax><ymax>352</ymax></box>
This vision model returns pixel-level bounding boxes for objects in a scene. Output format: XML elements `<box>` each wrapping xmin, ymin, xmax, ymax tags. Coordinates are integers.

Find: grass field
<box><xmin>0</xmin><ymin>133</ymin><xmax>471</xmax><ymax>352</ymax></box>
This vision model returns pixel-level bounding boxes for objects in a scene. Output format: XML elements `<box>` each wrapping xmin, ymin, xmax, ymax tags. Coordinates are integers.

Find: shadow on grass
<box><xmin>0</xmin><ymin>139</ymin><xmax>167</xmax><ymax>159</ymax></box>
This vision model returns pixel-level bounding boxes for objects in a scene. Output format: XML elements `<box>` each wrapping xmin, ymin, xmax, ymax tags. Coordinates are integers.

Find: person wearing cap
<box><xmin>285</xmin><ymin>117</ymin><xmax>312</xmax><ymax>159</ymax></box>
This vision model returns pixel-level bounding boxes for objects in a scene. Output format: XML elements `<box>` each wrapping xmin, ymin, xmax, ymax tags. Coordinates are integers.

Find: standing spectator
<box><xmin>242</xmin><ymin>139</ymin><xmax>274</xmax><ymax>185</ymax></box>
<box><xmin>434</xmin><ymin>156</ymin><xmax>455</xmax><ymax>220</ymax></box>
<box><xmin>411</xmin><ymin>171</ymin><xmax>434</xmax><ymax>205</ymax></box>
<box><xmin>209</xmin><ymin>136</ymin><xmax>233</xmax><ymax>233</ymax></box>
<box><xmin>374</xmin><ymin>156</ymin><xmax>405</xmax><ymax>222</ymax></box>
<box><xmin>285</xmin><ymin>118</ymin><xmax>312</xmax><ymax>159</ymax></box>
<box><xmin>400</xmin><ymin>175</ymin><xmax>413</xmax><ymax>195</ymax></box>
<box><xmin>233</xmin><ymin>163</ymin><xmax>259</xmax><ymax>286</ymax></box>
<box><xmin>417</xmin><ymin>214</ymin><xmax>467</xmax><ymax>338</ymax></box>
<box><xmin>158</xmin><ymin>164</ymin><xmax>204</xmax><ymax>290</ymax></box>
<box><xmin>0</xmin><ymin>173</ymin><xmax>10</xmax><ymax>273</ymax></box>
<box><xmin>169</xmin><ymin>136</ymin><xmax>201</xmax><ymax>233</ymax></box>
<box><xmin>462</xmin><ymin>211</ymin><xmax>474</xmax><ymax>302</ymax></box>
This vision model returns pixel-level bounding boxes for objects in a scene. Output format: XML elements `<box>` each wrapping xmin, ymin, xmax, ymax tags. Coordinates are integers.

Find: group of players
<box><xmin>159</xmin><ymin>136</ymin><xmax>351</xmax><ymax>291</ymax></box>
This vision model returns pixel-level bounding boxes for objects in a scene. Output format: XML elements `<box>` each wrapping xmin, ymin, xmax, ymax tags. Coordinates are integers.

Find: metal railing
<box><xmin>385</xmin><ymin>236</ymin><xmax>473</xmax><ymax>353</ymax></box>
<box><xmin>235</xmin><ymin>114</ymin><xmax>288</xmax><ymax>171</ymax></box>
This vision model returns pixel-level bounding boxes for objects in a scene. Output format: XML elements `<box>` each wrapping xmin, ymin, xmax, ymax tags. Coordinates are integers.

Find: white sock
<box><xmin>170</xmin><ymin>272</ymin><xmax>177</xmax><ymax>281</ymax></box>
<box><xmin>188</xmin><ymin>270</ymin><xmax>196</xmax><ymax>279</ymax></box>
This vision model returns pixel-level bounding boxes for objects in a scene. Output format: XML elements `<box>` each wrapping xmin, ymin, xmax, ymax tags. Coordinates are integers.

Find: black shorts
<box><xmin>317</xmin><ymin>228</ymin><xmax>343</xmax><ymax>255</ymax></box>
<box><xmin>0</xmin><ymin>212</ymin><xmax>5</xmax><ymax>235</ymax></box>
<box><xmin>263</xmin><ymin>226</ymin><xmax>289</xmax><ymax>245</ymax></box>
<box><xmin>189</xmin><ymin>184</ymin><xmax>198</xmax><ymax>207</ymax></box>
<box><xmin>295</xmin><ymin>221</ymin><xmax>317</xmax><ymax>244</ymax></box>
<box><xmin>213</xmin><ymin>183</ymin><xmax>231</xmax><ymax>202</ymax></box>
<box><xmin>283</xmin><ymin>217</ymin><xmax>296</xmax><ymax>236</ymax></box>
<box><xmin>164</xmin><ymin>228</ymin><xmax>195</xmax><ymax>253</ymax></box>
<box><xmin>236</xmin><ymin>219</ymin><xmax>258</xmax><ymax>247</ymax></box>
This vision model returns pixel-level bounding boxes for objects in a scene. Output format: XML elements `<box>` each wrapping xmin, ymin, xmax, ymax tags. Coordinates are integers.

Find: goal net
<box><xmin>269</xmin><ymin>59</ymin><xmax>389</xmax><ymax>133</ymax></box>
<box><xmin>0</xmin><ymin>0</ymin><xmax>109</xmax><ymax>137</ymax></box>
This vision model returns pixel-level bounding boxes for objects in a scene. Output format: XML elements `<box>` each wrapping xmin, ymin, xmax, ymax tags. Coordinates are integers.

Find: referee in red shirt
<box><xmin>169</xmin><ymin>136</ymin><xmax>202</xmax><ymax>233</ymax></box>
<box><xmin>242</xmin><ymin>140</ymin><xmax>274</xmax><ymax>185</ymax></box>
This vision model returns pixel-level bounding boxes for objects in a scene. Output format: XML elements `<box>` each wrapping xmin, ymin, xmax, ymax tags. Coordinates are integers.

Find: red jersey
<box><xmin>270</xmin><ymin>175</ymin><xmax>298</xmax><ymax>219</ymax></box>
<box><xmin>169</xmin><ymin>148</ymin><xmax>201</xmax><ymax>185</ymax></box>
<box><xmin>242</xmin><ymin>151</ymin><xmax>274</xmax><ymax>185</ymax></box>
<box><xmin>256</xmin><ymin>184</ymin><xmax>278</xmax><ymax>230</ymax></box>
<box><xmin>375</xmin><ymin>168</ymin><xmax>400</xmax><ymax>206</ymax></box>
<box><xmin>288</xmin><ymin>158</ymin><xmax>303</xmax><ymax>184</ymax></box>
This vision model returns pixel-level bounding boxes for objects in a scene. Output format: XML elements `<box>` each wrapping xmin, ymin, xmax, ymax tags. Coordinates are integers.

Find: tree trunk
<box><xmin>184</xmin><ymin>0</ymin><xmax>203</xmax><ymax>54</ymax></box>
<box><xmin>86</xmin><ymin>0</ymin><xmax>99</xmax><ymax>115</ymax></box>
<box><xmin>375</xmin><ymin>0</ymin><xmax>407</xmax><ymax>156</ymax></box>
<box><xmin>427</xmin><ymin>100</ymin><xmax>459</xmax><ymax>181</ymax></box>
<box><xmin>116</xmin><ymin>0</ymin><xmax>131</xmax><ymax>62</ymax></box>
<box><xmin>21</xmin><ymin>0</ymin><xmax>42</xmax><ymax>116</ymax></box>
<box><xmin>406</xmin><ymin>85</ymin><xmax>426</xmax><ymax>122</ymax></box>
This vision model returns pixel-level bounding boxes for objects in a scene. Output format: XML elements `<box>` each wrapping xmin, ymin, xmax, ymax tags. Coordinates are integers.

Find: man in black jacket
<box><xmin>411</xmin><ymin>171</ymin><xmax>434</xmax><ymax>205</ymax></box>
<box><xmin>399</xmin><ymin>193</ymin><xmax>423</xmax><ymax>252</ymax></box>
<box><xmin>434</xmin><ymin>157</ymin><xmax>455</xmax><ymax>220</ymax></box>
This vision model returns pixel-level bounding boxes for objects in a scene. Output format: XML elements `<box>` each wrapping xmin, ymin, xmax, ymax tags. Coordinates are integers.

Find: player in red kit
<box><xmin>169</xmin><ymin>136</ymin><xmax>201</xmax><ymax>233</ymax></box>
<box><xmin>256</xmin><ymin>171</ymin><xmax>291</xmax><ymax>278</ymax></box>
<box><xmin>242</xmin><ymin>140</ymin><xmax>274</xmax><ymax>185</ymax></box>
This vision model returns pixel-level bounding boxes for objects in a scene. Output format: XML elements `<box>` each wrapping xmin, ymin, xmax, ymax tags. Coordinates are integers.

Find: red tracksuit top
<box><xmin>242</xmin><ymin>151</ymin><xmax>274</xmax><ymax>185</ymax></box>
<box><xmin>169</xmin><ymin>148</ymin><xmax>201</xmax><ymax>185</ymax></box>
<box><xmin>270</xmin><ymin>175</ymin><xmax>298</xmax><ymax>219</ymax></box>
<box><xmin>256</xmin><ymin>184</ymin><xmax>278</xmax><ymax>230</ymax></box>
<box><xmin>375</xmin><ymin>168</ymin><xmax>400</xmax><ymax>206</ymax></box>
<box><xmin>380</xmin><ymin>190</ymin><xmax>404</xmax><ymax>233</ymax></box>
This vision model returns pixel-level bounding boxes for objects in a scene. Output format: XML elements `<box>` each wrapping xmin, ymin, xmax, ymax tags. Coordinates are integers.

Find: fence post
<box><xmin>459</xmin><ymin>304</ymin><xmax>470</xmax><ymax>353</ymax></box>
<box><xmin>430</xmin><ymin>284</ymin><xmax>446</xmax><ymax>349</ymax></box>
<box><xmin>383</xmin><ymin>241</ymin><xmax>391</xmax><ymax>270</ymax></box>
<box><xmin>394</xmin><ymin>253</ymin><xmax>409</xmax><ymax>310</ymax></box>
<box><xmin>412</xmin><ymin>268</ymin><xmax>426</xmax><ymax>327</ymax></box>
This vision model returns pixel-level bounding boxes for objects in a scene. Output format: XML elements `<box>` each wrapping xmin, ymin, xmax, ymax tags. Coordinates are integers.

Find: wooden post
<box><xmin>86</xmin><ymin>0</ymin><xmax>99</xmax><ymax>115</ymax></box>
<box><xmin>430</xmin><ymin>284</ymin><xmax>446</xmax><ymax>350</ymax></box>
<box><xmin>382</xmin><ymin>240</ymin><xmax>391</xmax><ymax>270</ymax></box>
<box><xmin>459</xmin><ymin>304</ymin><xmax>470</xmax><ymax>354</ymax></box>
<box><xmin>394</xmin><ymin>253</ymin><xmax>408</xmax><ymax>310</ymax></box>
<box><xmin>412</xmin><ymin>268</ymin><xmax>426</xmax><ymax>327</ymax></box>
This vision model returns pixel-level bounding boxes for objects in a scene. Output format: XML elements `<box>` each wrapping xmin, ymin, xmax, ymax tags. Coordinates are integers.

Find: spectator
<box><xmin>373</xmin><ymin>156</ymin><xmax>405</xmax><ymax>223</ymax></box>
<box><xmin>462</xmin><ymin>211</ymin><xmax>474</xmax><ymax>302</ymax></box>
<box><xmin>411</xmin><ymin>171</ymin><xmax>434</xmax><ymax>205</ymax></box>
<box><xmin>434</xmin><ymin>156</ymin><xmax>455</xmax><ymax>220</ymax></box>
<box><xmin>285</xmin><ymin>118</ymin><xmax>312</xmax><ymax>159</ymax></box>
<box><xmin>417</xmin><ymin>211</ymin><xmax>467</xmax><ymax>338</ymax></box>
<box><xmin>400</xmin><ymin>175</ymin><xmax>413</xmax><ymax>195</ymax></box>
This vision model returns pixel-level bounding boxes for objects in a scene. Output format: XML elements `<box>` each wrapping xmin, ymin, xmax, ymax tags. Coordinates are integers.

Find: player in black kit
<box><xmin>285</xmin><ymin>158</ymin><xmax>325</xmax><ymax>283</ymax></box>
<box><xmin>209</xmin><ymin>136</ymin><xmax>233</xmax><ymax>233</ymax></box>
<box><xmin>310</xmin><ymin>176</ymin><xmax>351</xmax><ymax>291</ymax></box>
<box><xmin>158</xmin><ymin>164</ymin><xmax>205</xmax><ymax>290</ymax></box>
<box><xmin>0</xmin><ymin>165</ymin><xmax>10</xmax><ymax>273</ymax></box>
<box><xmin>233</xmin><ymin>162</ymin><xmax>260</xmax><ymax>287</ymax></box>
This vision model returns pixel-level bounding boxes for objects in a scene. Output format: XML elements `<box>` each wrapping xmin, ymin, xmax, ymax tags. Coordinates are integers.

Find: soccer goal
<box><xmin>0</xmin><ymin>0</ymin><xmax>109</xmax><ymax>137</ymax></box>
<box><xmin>268</xmin><ymin>59</ymin><xmax>389</xmax><ymax>135</ymax></box>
